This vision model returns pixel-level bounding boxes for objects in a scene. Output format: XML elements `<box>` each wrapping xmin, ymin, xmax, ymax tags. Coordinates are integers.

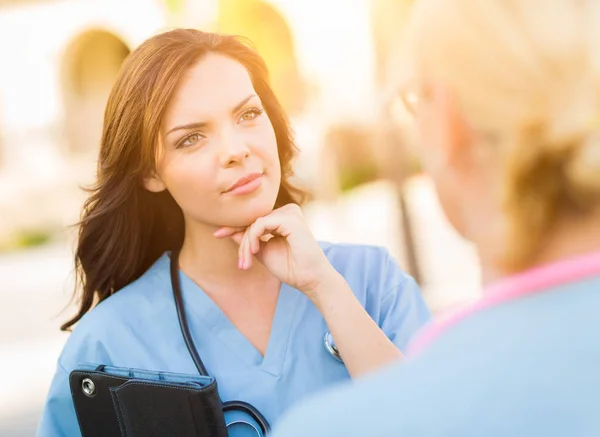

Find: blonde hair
<box><xmin>407</xmin><ymin>0</ymin><xmax>600</xmax><ymax>269</ymax></box>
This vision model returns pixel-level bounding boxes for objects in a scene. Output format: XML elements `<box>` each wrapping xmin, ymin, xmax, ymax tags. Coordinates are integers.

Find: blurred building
<box><xmin>0</xmin><ymin>0</ymin><xmax>168</xmax><ymax>246</ymax></box>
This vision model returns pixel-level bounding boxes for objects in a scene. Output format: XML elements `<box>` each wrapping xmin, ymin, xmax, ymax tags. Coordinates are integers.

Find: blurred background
<box><xmin>0</xmin><ymin>0</ymin><xmax>481</xmax><ymax>435</ymax></box>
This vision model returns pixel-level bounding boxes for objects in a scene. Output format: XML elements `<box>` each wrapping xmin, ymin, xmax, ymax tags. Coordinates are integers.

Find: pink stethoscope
<box><xmin>407</xmin><ymin>251</ymin><xmax>600</xmax><ymax>357</ymax></box>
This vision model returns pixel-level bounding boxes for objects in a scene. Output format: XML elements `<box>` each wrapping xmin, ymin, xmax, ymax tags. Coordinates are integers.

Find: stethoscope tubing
<box><xmin>170</xmin><ymin>249</ymin><xmax>271</xmax><ymax>434</ymax></box>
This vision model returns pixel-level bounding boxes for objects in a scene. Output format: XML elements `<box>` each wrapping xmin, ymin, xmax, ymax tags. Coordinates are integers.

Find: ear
<box><xmin>143</xmin><ymin>172</ymin><xmax>167</xmax><ymax>193</ymax></box>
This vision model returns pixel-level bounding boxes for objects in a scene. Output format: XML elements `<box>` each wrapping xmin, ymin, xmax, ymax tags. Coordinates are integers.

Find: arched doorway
<box><xmin>218</xmin><ymin>0</ymin><xmax>305</xmax><ymax>115</ymax></box>
<box><xmin>62</xmin><ymin>30</ymin><xmax>130</xmax><ymax>155</ymax></box>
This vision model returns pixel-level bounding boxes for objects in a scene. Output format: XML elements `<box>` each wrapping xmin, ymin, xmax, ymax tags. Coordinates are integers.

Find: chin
<box><xmin>432</xmin><ymin>181</ymin><xmax>468</xmax><ymax>238</ymax></box>
<box><xmin>226</xmin><ymin>194</ymin><xmax>278</xmax><ymax>227</ymax></box>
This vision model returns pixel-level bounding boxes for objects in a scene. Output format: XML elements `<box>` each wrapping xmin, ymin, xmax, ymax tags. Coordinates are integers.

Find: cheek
<box><xmin>252</xmin><ymin>120</ymin><xmax>281</xmax><ymax>172</ymax></box>
<box><xmin>415</xmin><ymin>113</ymin><xmax>467</xmax><ymax>234</ymax></box>
<box><xmin>159</xmin><ymin>152</ymin><xmax>217</xmax><ymax>205</ymax></box>
<box><xmin>415</xmin><ymin>114</ymin><xmax>441</xmax><ymax>173</ymax></box>
<box><xmin>268</xmin><ymin>139</ymin><xmax>282</xmax><ymax>188</ymax></box>
<box><xmin>433</xmin><ymin>178</ymin><xmax>466</xmax><ymax>237</ymax></box>
<box><xmin>415</xmin><ymin>102</ymin><xmax>457</xmax><ymax>174</ymax></box>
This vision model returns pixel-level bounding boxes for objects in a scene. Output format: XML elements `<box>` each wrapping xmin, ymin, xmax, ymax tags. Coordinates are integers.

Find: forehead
<box><xmin>163</xmin><ymin>53</ymin><xmax>256</xmax><ymax>125</ymax></box>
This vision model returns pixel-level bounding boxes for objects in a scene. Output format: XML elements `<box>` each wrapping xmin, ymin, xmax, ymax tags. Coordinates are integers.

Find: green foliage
<box><xmin>339</xmin><ymin>161</ymin><xmax>380</xmax><ymax>193</ymax></box>
<box><xmin>0</xmin><ymin>228</ymin><xmax>54</xmax><ymax>253</ymax></box>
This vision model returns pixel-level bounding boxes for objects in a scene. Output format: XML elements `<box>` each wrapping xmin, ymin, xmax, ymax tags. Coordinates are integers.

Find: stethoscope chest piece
<box><xmin>323</xmin><ymin>331</ymin><xmax>343</xmax><ymax>362</ymax></box>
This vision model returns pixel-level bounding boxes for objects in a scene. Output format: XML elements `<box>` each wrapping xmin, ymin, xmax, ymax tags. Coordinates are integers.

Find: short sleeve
<box><xmin>36</xmin><ymin>314</ymin><xmax>112</xmax><ymax>437</ymax></box>
<box><xmin>377</xmin><ymin>254</ymin><xmax>432</xmax><ymax>351</ymax></box>
<box><xmin>36</xmin><ymin>361</ymin><xmax>81</xmax><ymax>437</ymax></box>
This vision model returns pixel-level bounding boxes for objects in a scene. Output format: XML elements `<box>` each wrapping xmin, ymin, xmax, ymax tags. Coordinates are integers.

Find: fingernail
<box><xmin>238</xmin><ymin>258</ymin><xmax>243</xmax><ymax>269</ymax></box>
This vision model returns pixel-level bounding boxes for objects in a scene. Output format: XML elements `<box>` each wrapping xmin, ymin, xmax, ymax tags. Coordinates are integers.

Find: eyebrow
<box><xmin>165</xmin><ymin>94</ymin><xmax>258</xmax><ymax>137</ymax></box>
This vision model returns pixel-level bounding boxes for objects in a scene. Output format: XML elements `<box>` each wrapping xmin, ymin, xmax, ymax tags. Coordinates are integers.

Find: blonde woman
<box><xmin>271</xmin><ymin>0</ymin><xmax>600</xmax><ymax>435</ymax></box>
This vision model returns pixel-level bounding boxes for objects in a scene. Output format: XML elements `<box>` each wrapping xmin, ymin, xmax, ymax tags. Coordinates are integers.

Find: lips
<box><xmin>224</xmin><ymin>172</ymin><xmax>263</xmax><ymax>193</ymax></box>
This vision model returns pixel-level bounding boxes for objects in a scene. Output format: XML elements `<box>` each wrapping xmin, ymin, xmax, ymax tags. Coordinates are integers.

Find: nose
<box><xmin>218</xmin><ymin>127</ymin><xmax>251</xmax><ymax>167</ymax></box>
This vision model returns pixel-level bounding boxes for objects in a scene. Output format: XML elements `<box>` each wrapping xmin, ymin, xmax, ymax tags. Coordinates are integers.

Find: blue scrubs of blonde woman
<box><xmin>36</xmin><ymin>29</ymin><xmax>430</xmax><ymax>436</ymax></box>
<box><xmin>271</xmin><ymin>1</ymin><xmax>600</xmax><ymax>436</ymax></box>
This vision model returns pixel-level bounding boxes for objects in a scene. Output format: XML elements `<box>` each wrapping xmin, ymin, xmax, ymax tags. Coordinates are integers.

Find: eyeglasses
<box><xmin>397</xmin><ymin>79</ymin><xmax>428</xmax><ymax>116</ymax></box>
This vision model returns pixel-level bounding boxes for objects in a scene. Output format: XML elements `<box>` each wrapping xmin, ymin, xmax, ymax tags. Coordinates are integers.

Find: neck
<box><xmin>178</xmin><ymin>217</ymin><xmax>274</xmax><ymax>289</ymax></box>
<box><xmin>479</xmin><ymin>209</ymin><xmax>600</xmax><ymax>286</ymax></box>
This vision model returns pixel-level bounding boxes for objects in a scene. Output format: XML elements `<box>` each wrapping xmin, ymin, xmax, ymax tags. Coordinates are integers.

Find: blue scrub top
<box><xmin>37</xmin><ymin>242</ymin><xmax>430</xmax><ymax>436</ymax></box>
<box><xmin>271</xmin><ymin>273</ymin><xmax>600</xmax><ymax>437</ymax></box>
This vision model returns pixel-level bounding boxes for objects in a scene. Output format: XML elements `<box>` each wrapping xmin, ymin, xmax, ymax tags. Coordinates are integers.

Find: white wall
<box><xmin>266</xmin><ymin>0</ymin><xmax>378</xmax><ymax>124</ymax></box>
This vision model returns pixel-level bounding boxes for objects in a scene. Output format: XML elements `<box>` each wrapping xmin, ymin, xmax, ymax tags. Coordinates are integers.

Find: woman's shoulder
<box><xmin>81</xmin><ymin>252</ymin><xmax>171</xmax><ymax>321</ymax></box>
<box><xmin>319</xmin><ymin>241</ymin><xmax>392</xmax><ymax>263</ymax></box>
<box><xmin>319</xmin><ymin>242</ymin><xmax>408</xmax><ymax>277</ymax></box>
<box><xmin>58</xmin><ymin>253</ymin><xmax>172</xmax><ymax>368</ymax></box>
<box><xmin>318</xmin><ymin>241</ymin><xmax>415</xmax><ymax>295</ymax></box>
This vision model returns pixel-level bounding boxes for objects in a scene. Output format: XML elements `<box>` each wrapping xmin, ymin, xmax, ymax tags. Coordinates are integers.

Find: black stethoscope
<box><xmin>170</xmin><ymin>249</ymin><xmax>271</xmax><ymax>435</ymax></box>
<box><xmin>169</xmin><ymin>249</ymin><xmax>345</xmax><ymax>435</ymax></box>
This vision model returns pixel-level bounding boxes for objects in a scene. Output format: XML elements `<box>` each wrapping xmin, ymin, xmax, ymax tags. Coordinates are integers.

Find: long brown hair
<box><xmin>62</xmin><ymin>29</ymin><xmax>306</xmax><ymax>331</ymax></box>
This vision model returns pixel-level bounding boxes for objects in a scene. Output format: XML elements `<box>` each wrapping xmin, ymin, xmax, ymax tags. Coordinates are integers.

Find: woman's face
<box><xmin>406</xmin><ymin>82</ymin><xmax>498</xmax><ymax>241</ymax></box>
<box><xmin>145</xmin><ymin>53</ymin><xmax>282</xmax><ymax>228</ymax></box>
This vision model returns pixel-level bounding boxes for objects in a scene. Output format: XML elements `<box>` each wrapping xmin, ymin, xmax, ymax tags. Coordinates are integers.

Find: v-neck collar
<box><xmin>171</xmin><ymin>257</ymin><xmax>301</xmax><ymax>377</ymax></box>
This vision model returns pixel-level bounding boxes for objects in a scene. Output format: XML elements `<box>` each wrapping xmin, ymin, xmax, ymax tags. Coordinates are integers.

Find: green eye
<box><xmin>239</xmin><ymin>108</ymin><xmax>264</xmax><ymax>122</ymax></box>
<box><xmin>177</xmin><ymin>133</ymin><xmax>204</xmax><ymax>149</ymax></box>
<box><xmin>185</xmin><ymin>134</ymin><xmax>199</xmax><ymax>144</ymax></box>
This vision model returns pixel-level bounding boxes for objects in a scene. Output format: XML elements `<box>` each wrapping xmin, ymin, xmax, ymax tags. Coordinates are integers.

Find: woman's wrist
<box><xmin>303</xmin><ymin>269</ymin><xmax>353</xmax><ymax>309</ymax></box>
